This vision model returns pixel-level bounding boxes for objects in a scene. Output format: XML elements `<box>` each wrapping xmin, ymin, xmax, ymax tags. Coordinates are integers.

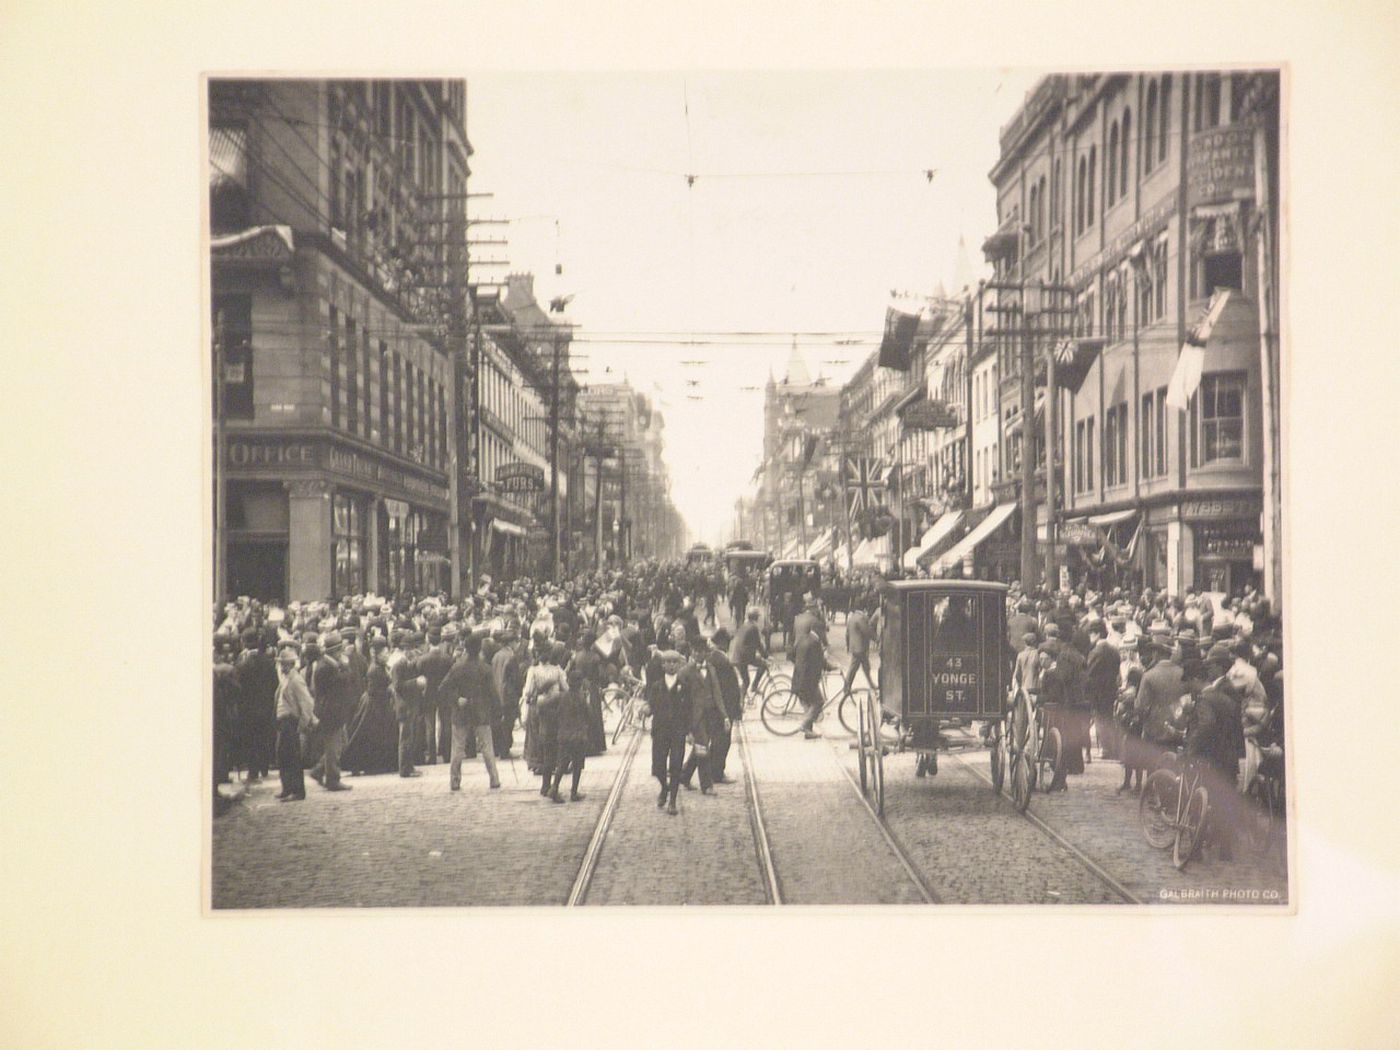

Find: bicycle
<box><xmin>989</xmin><ymin>687</ymin><xmax>1034</xmax><ymax>812</ymax></box>
<box><xmin>606</xmin><ymin>674</ymin><xmax>649</xmax><ymax>745</ymax></box>
<box><xmin>759</xmin><ymin>668</ymin><xmax>870</xmax><ymax>738</ymax></box>
<box><xmin>1139</xmin><ymin>747</ymin><xmax>1210</xmax><ymax>871</ymax></box>
<box><xmin>1241</xmin><ymin>742</ymin><xmax>1285</xmax><ymax>857</ymax></box>
<box><xmin>1028</xmin><ymin>694</ymin><xmax>1064</xmax><ymax>794</ymax></box>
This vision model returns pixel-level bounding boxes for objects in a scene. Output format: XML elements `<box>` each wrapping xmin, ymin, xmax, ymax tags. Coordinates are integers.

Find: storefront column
<box><xmin>1166</xmin><ymin>519</ymin><xmax>1183</xmax><ymax>596</ymax></box>
<box><xmin>286</xmin><ymin>479</ymin><xmax>332</xmax><ymax>601</ymax></box>
<box><xmin>366</xmin><ymin>495</ymin><xmax>381</xmax><ymax>595</ymax></box>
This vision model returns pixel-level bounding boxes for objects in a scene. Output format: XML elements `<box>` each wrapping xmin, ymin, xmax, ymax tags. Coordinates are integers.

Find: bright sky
<box><xmin>465</xmin><ymin>70</ymin><xmax>1043</xmax><ymax>546</ymax></box>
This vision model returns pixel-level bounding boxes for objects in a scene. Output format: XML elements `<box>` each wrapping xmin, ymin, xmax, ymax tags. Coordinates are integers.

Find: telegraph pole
<box><xmin>549</xmin><ymin>336</ymin><xmax>562</xmax><ymax>580</ymax></box>
<box><xmin>1018</xmin><ymin>293</ymin><xmax>1037</xmax><ymax>588</ymax></box>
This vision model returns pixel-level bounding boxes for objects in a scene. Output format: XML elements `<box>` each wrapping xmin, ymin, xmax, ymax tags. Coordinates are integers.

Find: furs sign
<box><xmin>496</xmin><ymin>462</ymin><xmax>545</xmax><ymax>494</ymax></box>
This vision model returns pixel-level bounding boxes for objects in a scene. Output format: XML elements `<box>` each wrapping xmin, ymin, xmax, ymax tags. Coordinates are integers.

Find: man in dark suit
<box><xmin>794</xmin><ymin>625</ymin><xmax>835</xmax><ymax>739</ymax></box>
<box><xmin>1135</xmin><ymin>639</ymin><xmax>1186</xmax><ymax>767</ymax></box>
<box><xmin>440</xmin><ymin>631</ymin><xmax>502</xmax><ymax>792</ymax></box>
<box><xmin>390</xmin><ymin>631</ymin><xmax>427</xmax><ymax>778</ymax></box>
<box><xmin>731</xmin><ymin>608</ymin><xmax>768</xmax><ymax>698</ymax></box>
<box><xmin>491</xmin><ymin>629</ymin><xmax>525</xmax><ymax>759</ymax></box>
<box><xmin>309</xmin><ymin>631</ymin><xmax>356</xmax><ymax>792</ymax></box>
<box><xmin>1084</xmin><ymin>620</ymin><xmax>1121</xmax><ymax>760</ymax></box>
<box><xmin>1184</xmin><ymin>650</ymin><xmax>1244</xmax><ymax>860</ymax></box>
<box><xmin>236</xmin><ymin>628</ymin><xmax>278</xmax><ymax>782</ymax></box>
<box><xmin>646</xmin><ymin>649</ymin><xmax>693</xmax><ymax>815</ymax></box>
<box><xmin>418</xmin><ymin>627</ymin><xmax>455</xmax><ymax>764</ymax></box>
<box><xmin>704</xmin><ymin>629</ymin><xmax>743</xmax><ymax>784</ymax></box>
<box><xmin>680</xmin><ymin>638</ymin><xmax>729</xmax><ymax>794</ymax></box>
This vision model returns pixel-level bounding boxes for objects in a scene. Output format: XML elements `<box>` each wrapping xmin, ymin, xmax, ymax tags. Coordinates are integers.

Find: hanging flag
<box><xmin>1166</xmin><ymin>289</ymin><xmax>1233</xmax><ymax>411</ymax></box>
<box><xmin>844</xmin><ymin>455</ymin><xmax>886</xmax><ymax>516</ymax></box>
<box><xmin>1053</xmin><ymin>337</ymin><xmax>1104</xmax><ymax>394</ymax></box>
<box><xmin>878</xmin><ymin>307</ymin><xmax>920</xmax><ymax>371</ymax></box>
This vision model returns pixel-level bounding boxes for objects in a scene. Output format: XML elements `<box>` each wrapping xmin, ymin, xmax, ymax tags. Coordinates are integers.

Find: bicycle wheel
<box><xmin>1174</xmin><ymin>784</ymin><xmax>1209</xmax><ymax>870</ymax></box>
<box><xmin>610</xmin><ymin>701</ymin><xmax>632</xmax><ymax>746</ymax></box>
<box><xmin>757</xmin><ymin>672</ymin><xmax>791</xmax><ymax>704</ymax></box>
<box><xmin>1139</xmin><ymin>769</ymin><xmax>1178</xmax><ymax>850</ymax></box>
<box><xmin>760</xmin><ymin>689</ymin><xmax>805</xmax><ymax>736</ymax></box>
<box><xmin>1010</xmin><ymin>753</ymin><xmax>1032</xmax><ymax>813</ymax></box>
<box><xmin>838</xmin><ymin>690</ymin><xmax>869</xmax><ymax>736</ymax></box>
<box><xmin>856</xmin><ymin>689</ymin><xmax>869</xmax><ymax>794</ymax></box>
<box><xmin>989</xmin><ymin>721</ymin><xmax>1005</xmax><ymax>794</ymax></box>
<box><xmin>1241</xmin><ymin>776</ymin><xmax>1276</xmax><ymax>855</ymax></box>
<box><xmin>869</xmin><ymin>691</ymin><xmax>885</xmax><ymax>816</ymax></box>
<box><xmin>1038</xmin><ymin>727</ymin><xmax>1062</xmax><ymax>793</ymax></box>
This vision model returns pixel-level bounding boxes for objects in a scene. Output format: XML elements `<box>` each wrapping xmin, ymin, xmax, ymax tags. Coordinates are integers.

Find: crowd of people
<box><xmin>212</xmin><ymin>559</ymin><xmax>1285</xmax><ymax>864</ymax></box>
<box><xmin>211</xmin><ymin>561</ymin><xmax>753</xmax><ymax>816</ymax></box>
<box><xmin>1002</xmin><ymin>581</ymin><xmax>1285</xmax><ymax>860</ymax></box>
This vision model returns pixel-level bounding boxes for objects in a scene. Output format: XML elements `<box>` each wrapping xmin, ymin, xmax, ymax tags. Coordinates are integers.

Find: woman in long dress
<box><xmin>341</xmin><ymin>638</ymin><xmax>399</xmax><ymax>775</ymax></box>
<box><xmin>522</xmin><ymin>640</ymin><xmax>567</xmax><ymax>782</ymax></box>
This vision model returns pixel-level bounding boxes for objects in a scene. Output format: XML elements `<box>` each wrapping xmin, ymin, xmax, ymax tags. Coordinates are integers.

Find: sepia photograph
<box><xmin>207</xmin><ymin>69</ymin><xmax>1289</xmax><ymax>908</ymax></box>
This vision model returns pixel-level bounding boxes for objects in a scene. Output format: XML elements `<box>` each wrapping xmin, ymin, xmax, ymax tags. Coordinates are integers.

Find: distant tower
<box><xmin>783</xmin><ymin>337</ymin><xmax>811</xmax><ymax>388</ymax></box>
<box><xmin>954</xmin><ymin>232</ymin><xmax>974</xmax><ymax>296</ymax></box>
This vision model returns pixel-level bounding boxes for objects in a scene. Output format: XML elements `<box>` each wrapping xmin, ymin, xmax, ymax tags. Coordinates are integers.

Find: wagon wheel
<box><xmin>1038</xmin><ymin>727</ymin><xmax>1062</xmax><ymax>793</ymax></box>
<box><xmin>869</xmin><ymin>690</ymin><xmax>886</xmax><ymax>816</ymax></box>
<box><xmin>988</xmin><ymin>720</ymin><xmax>1005</xmax><ymax>794</ymax></box>
<box><xmin>856</xmin><ymin>688</ymin><xmax>869</xmax><ymax>794</ymax></box>
<box><xmin>1010</xmin><ymin>753</ymin><xmax>1032</xmax><ymax>812</ymax></box>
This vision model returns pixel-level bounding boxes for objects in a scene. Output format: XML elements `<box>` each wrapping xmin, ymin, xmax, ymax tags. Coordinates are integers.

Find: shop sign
<box><xmin>1181</xmin><ymin>496</ymin><xmax>1262</xmax><ymax>521</ymax></box>
<box><xmin>1188</xmin><ymin>127</ymin><xmax>1255</xmax><ymax>207</ymax></box>
<box><xmin>226</xmin><ymin>438</ymin><xmax>316</xmax><ymax>469</ymax></box>
<box><xmin>901</xmin><ymin>399</ymin><xmax>961</xmax><ymax>431</ymax></box>
<box><xmin>496</xmin><ymin>462</ymin><xmax>545</xmax><ymax>494</ymax></box>
<box><xmin>1060</xmin><ymin>521</ymin><xmax>1103</xmax><ymax>547</ymax></box>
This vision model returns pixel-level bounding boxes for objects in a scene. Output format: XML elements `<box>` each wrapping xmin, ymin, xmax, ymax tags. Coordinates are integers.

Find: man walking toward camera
<box><xmin>309</xmin><ymin>631</ymin><xmax>355</xmax><ymax>792</ymax></box>
<box><xmin>274</xmin><ymin>643</ymin><xmax>316</xmax><ymax>802</ymax></box>
<box><xmin>440</xmin><ymin>631</ymin><xmax>502</xmax><ymax>792</ymax></box>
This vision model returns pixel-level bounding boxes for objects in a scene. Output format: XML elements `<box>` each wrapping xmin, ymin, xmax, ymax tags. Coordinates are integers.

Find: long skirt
<box><xmin>586</xmin><ymin>689</ymin><xmax>606</xmax><ymax>756</ymax></box>
<box><xmin>1042</xmin><ymin>702</ymin><xmax>1087</xmax><ymax>776</ymax></box>
<box><xmin>523</xmin><ymin>701</ymin><xmax>544</xmax><ymax>774</ymax></box>
<box><xmin>341</xmin><ymin>693</ymin><xmax>399</xmax><ymax>774</ymax></box>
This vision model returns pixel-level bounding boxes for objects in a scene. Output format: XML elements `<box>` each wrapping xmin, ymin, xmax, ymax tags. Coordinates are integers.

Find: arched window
<box><xmin>1028</xmin><ymin>182</ymin><xmax>1039</xmax><ymax>244</ymax></box>
<box><xmin>1075</xmin><ymin>156</ymin><xmax>1086</xmax><ymax>233</ymax></box>
<box><xmin>1120</xmin><ymin>109</ymin><xmax>1131</xmax><ymax>197</ymax></box>
<box><xmin>1144</xmin><ymin>81</ymin><xmax>1158</xmax><ymax>173</ymax></box>
<box><xmin>1037</xmin><ymin>175</ymin><xmax>1047</xmax><ymax>242</ymax></box>
<box><xmin>1107</xmin><ymin>122</ymin><xmax>1119</xmax><ymax>205</ymax></box>
<box><xmin>1159</xmin><ymin>74</ymin><xmax>1172</xmax><ymax>166</ymax></box>
<box><xmin>1086</xmin><ymin>145</ymin><xmax>1096</xmax><ymax>226</ymax></box>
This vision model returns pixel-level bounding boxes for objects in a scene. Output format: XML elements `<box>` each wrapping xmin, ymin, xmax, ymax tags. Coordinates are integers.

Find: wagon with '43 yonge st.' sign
<box><xmin>854</xmin><ymin>579</ymin><xmax>1010</xmax><ymax>815</ymax></box>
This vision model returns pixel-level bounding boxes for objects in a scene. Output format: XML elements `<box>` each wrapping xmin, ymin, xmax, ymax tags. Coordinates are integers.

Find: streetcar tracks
<box><xmin>566</xmin><ymin>725</ymin><xmax>644</xmax><ymax>906</ymax></box>
<box><xmin>829</xmin><ymin>742</ymin><xmax>940</xmax><ymax>904</ymax></box>
<box><xmin>949</xmin><ymin>752</ymin><xmax>1143</xmax><ymax>905</ymax></box>
<box><xmin>736</xmin><ymin>718</ymin><xmax>783</xmax><ymax>905</ymax></box>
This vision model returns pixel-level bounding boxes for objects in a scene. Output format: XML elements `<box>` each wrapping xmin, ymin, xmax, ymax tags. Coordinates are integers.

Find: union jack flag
<box><xmin>843</xmin><ymin>455</ymin><xmax>887</xmax><ymax>517</ymax></box>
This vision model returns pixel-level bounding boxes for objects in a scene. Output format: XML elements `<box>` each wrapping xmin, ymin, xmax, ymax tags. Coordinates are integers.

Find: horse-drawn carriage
<box><xmin>765</xmin><ymin>558</ymin><xmax>823</xmax><ymax>651</ymax></box>
<box><xmin>853</xmin><ymin>579</ymin><xmax>1011</xmax><ymax>815</ymax></box>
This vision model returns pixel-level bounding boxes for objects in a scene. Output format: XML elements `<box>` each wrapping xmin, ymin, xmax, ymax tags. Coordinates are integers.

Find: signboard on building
<box><xmin>496</xmin><ymin>462</ymin><xmax>545</xmax><ymax>494</ymax></box>
<box><xmin>225</xmin><ymin>436</ymin><xmax>452</xmax><ymax>510</ymax></box>
<box><xmin>1181</xmin><ymin>495</ymin><xmax>1262</xmax><ymax>521</ymax></box>
<box><xmin>1187</xmin><ymin>127</ymin><xmax>1255</xmax><ymax>206</ymax></box>
<box><xmin>1060</xmin><ymin>521</ymin><xmax>1103</xmax><ymax>547</ymax></box>
<box><xmin>901</xmin><ymin>399</ymin><xmax>961</xmax><ymax>431</ymax></box>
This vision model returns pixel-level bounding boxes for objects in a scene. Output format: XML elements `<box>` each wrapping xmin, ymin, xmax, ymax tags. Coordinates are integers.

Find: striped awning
<box><xmin>902</xmin><ymin>509</ymin><xmax>965</xmax><ymax>569</ymax></box>
<box><xmin>932</xmin><ymin>502</ymin><xmax>1017</xmax><ymax>575</ymax></box>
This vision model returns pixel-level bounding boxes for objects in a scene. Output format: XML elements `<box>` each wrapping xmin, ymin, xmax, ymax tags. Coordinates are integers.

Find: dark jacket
<box><xmin>1085</xmin><ymin>640</ymin><xmax>1121</xmax><ymax>706</ymax></box>
<box><xmin>845</xmin><ymin>609</ymin><xmax>872</xmax><ymax>656</ymax></box>
<box><xmin>417</xmin><ymin>645</ymin><xmax>455</xmax><ymax>711</ymax></box>
<box><xmin>645</xmin><ymin>670</ymin><xmax>694</xmax><ymax>743</ymax></box>
<box><xmin>1136</xmin><ymin>659</ymin><xmax>1186</xmax><ymax>745</ymax></box>
<box><xmin>390</xmin><ymin>652</ymin><xmax>424</xmax><ymax>720</ymax></box>
<box><xmin>731</xmin><ymin>621</ymin><xmax>765</xmax><ymax>662</ymax></box>
<box><xmin>792</xmin><ymin>632</ymin><xmax>829</xmax><ymax>700</ymax></box>
<box><xmin>491</xmin><ymin>646</ymin><xmax>523</xmax><ymax>711</ymax></box>
<box><xmin>440</xmin><ymin>655</ymin><xmax>500</xmax><ymax>729</ymax></box>
<box><xmin>1186</xmin><ymin>679</ymin><xmax>1243</xmax><ymax>777</ymax></box>
<box><xmin>312</xmin><ymin>656</ymin><xmax>357</xmax><ymax>731</ymax></box>
<box><xmin>706</xmin><ymin>649</ymin><xmax>743</xmax><ymax>720</ymax></box>
<box><xmin>683</xmin><ymin>662</ymin><xmax>726</xmax><ymax>745</ymax></box>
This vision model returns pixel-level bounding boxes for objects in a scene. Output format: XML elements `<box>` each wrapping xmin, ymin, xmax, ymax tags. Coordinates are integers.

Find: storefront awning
<box><xmin>490</xmin><ymin>518</ymin><xmax>527</xmax><ymax>538</ymax></box>
<box><xmin>780</xmin><ymin>537</ymin><xmax>805</xmax><ymax>561</ymax></box>
<box><xmin>902</xmin><ymin>508</ymin><xmax>965</xmax><ymax>569</ymax></box>
<box><xmin>1088</xmin><ymin>508</ymin><xmax>1138</xmax><ymax>527</ymax></box>
<box><xmin>851</xmin><ymin>534</ymin><xmax>891</xmax><ymax>568</ymax></box>
<box><xmin>806</xmin><ymin>528</ymin><xmax>836</xmax><ymax>560</ymax></box>
<box><xmin>932</xmin><ymin>501</ymin><xmax>1017</xmax><ymax>575</ymax></box>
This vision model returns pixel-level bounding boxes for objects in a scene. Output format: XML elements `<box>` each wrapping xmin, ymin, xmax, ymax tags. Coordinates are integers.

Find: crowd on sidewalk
<box><xmin>211</xmin><ymin>561</ymin><xmax>751</xmax><ymax>816</ymax></box>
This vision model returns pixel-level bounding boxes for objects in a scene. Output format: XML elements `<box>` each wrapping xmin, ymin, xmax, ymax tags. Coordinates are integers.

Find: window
<box><xmin>1086</xmin><ymin>415</ymin><xmax>1095</xmax><ymax>491</ymax></box>
<box><xmin>374</xmin><ymin>81</ymin><xmax>391</xmax><ymax>138</ymax></box>
<box><xmin>332</xmin><ymin>493</ymin><xmax>365</xmax><ymax>597</ymax></box>
<box><xmin>1120</xmin><ymin>109</ymin><xmax>1131</xmax><ymax>199</ymax></box>
<box><xmin>362</xmin><ymin>327</ymin><xmax>373</xmax><ymax>439</ymax></box>
<box><xmin>379</xmin><ymin>341</ymin><xmax>390</xmax><ymax>447</ymax></box>
<box><xmin>1191</xmin><ymin>372</ymin><xmax>1247</xmax><ymax>466</ymax></box>
<box><xmin>209</xmin><ymin>123</ymin><xmax>250</xmax><ymax>231</ymax></box>
<box><xmin>1086</xmin><ymin>145</ymin><xmax>1096</xmax><ymax>226</ymax></box>
<box><xmin>1143</xmin><ymin>81</ymin><xmax>1159</xmax><ymax>174</ymax></box>
<box><xmin>1076</xmin><ymin>155</ymin><xmax>1087</xmax><ymax>233</ymax></box>
<box><xmin>1203</xmin><ymin>251</ymin><xmax>1243</xmax><ymax>297</ymax></box>
<box><xmin>1152</xmin><ymin>237</ymin><xmax>1169</xmax><ymax>321</ymax></box>
<box><xmin>1028</xmin><ymin>182</ymin><xmax>1039</xmax><ymax>244</ymax></box>
<box><xmin>1194</xmin><ymin>73</ymin><xmax>1221</xmax><ymax>131</ymax></box>
<box><xmin>1051</xmin><ymin>158</ymin><xmax>1062</xmax><ymax>229</ymax></box>
<box><xmin>345</xmin><ymin>315</ymin><xmax>358</xmax><ymax>434</ymax></box>
<box><xmin>1159</xmin><ymin>75</ymin><xmax>1172</xmax><ymax>167</ymax></box>
<box><xmin>213</xmin><ymin>294</ymin><xmax>254</xmax><ymax>420</ymax></box>
<box><xmin>1105</xmin><ymin>402</ymin><xmax>1127</xmax><ymax>487</ymax></box>
<box><xmin>328</xmin><ymin>306</ymin><xmax>341</xmax><ymax>428</ymax></box>
<box><xmin>1107</xmin><ymin>122</ymin><xmax>1119</xmax><ymax>206</ymax></box>
<box><xmin>1155</xmin><ymin>384</ymin><xmax>1168</xmax><ymax>476</ymax></box>
<box><xmin>1136</xmin><ymin>259</ymin><xmax>1153</xmax><ymax>327</ymax></box>
<box><xmin>1141</xmin><ymin>391</ymin><xmax>1154</xmax><ymax>479</ymax></box>
<box><xmin>1104</xmin><ymin>274</ymin><xmax>1119</xmax><ymax>342</ymax></box>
